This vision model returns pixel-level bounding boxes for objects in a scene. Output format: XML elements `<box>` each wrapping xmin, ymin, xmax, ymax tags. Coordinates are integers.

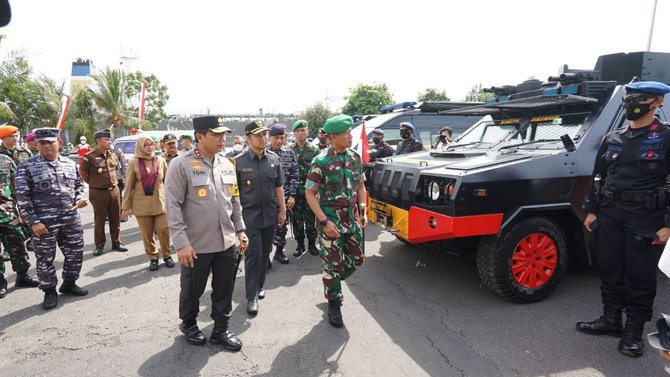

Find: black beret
<box><xmin>94</xmin><ymin>129</ymin><xmax>111</xmax><ymax>139</ymax></box>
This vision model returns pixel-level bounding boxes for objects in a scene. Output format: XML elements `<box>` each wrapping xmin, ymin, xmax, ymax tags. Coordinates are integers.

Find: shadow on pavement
<box><xmin>137</xmin><ymin>335</ymin><xmax>217</xmax><ymax>377</ymax></box>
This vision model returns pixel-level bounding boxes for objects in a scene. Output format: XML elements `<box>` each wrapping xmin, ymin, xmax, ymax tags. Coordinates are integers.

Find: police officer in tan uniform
<box><xmin>166</xmin><ymin>115</ymin><xmax>248</xmax><ymax>351</ymax></box>
<box><xmin>80</xmin><ymin>129</ymin><xmax>127</xmax><ymax>256</ymax></box>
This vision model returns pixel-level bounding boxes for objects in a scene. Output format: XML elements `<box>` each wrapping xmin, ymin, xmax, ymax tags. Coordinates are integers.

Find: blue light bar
<box><xmin>380</xmin><ymin>101</ymin><xmax>418</xmax><ymax>113</ymax></box>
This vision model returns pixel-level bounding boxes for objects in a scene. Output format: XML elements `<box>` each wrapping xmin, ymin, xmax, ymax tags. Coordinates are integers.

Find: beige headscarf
<box><xmin>134</xmin><ymin>136</ymin><xmax>155</xmax><ymax>159</ymax></box>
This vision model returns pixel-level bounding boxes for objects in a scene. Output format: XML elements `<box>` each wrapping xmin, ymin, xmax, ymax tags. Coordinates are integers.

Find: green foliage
<box><xmin>64</xmin><ymin>87</ymin><xmax>98</xmax><ymax>141</ymax></box>
<box><xmin>464</xmin><ymin>84</ymin><xmax>495</xmax><ymax>102</ymax></box>
<box><xmin>89</xmin><ymin>68</ymin><xmax>131</xmax><ymax>130</ymax></box>
<box><xmin>341</xmin><ymin>83</ymin><xmax>394</xmax><ymax>116</ymax></box>
<box><xmin>418</xmin><ymin>88</ymin><xmax>450</xmax><ymax>102</ymax></box>
<box><xmin>300</xmin><ymin>102</ymin><xmax>333</xmax><ymax>136</ymax></box>
<box><xmin>125</xmin><ymin>72</ymin><xmax>170</xmax><ymax>126</ymax></box>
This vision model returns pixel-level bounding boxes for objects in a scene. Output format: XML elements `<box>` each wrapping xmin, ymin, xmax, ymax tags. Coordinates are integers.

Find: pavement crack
<box><xmin>426</xmin><ymin>335</ymin><xmax>465</xmax><ymax>377</ymax></box>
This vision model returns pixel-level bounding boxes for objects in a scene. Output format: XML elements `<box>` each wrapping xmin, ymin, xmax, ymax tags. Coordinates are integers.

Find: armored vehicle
<box><xmin>367</xmin><ymin>52</ymin><xmax>670</xmax><ymax>303</ymax></box>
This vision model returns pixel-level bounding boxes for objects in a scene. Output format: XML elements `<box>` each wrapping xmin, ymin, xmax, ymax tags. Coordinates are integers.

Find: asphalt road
<box><xmin>1</xmin><ymin>204</ymin><xmax>669</xmax><ymax>377</ymax></box>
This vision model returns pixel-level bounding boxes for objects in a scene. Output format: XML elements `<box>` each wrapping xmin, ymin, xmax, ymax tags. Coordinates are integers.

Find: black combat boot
<box><xmin>308</xmin><ymin>239</ymin><xmax>319</xmax><ymax>256</ymax></box>
<box><xmin>273</xmin><ymin>245</ymin><xmax>289</xmax><ymax>264</ymax></box>
<box><xmin>59</xmin><ymin>280</ymin><xmax>89</xmax><ymax>296</ymax></box>
<box><xmin>576</xmin><ymin>308</ymin><xmax>622</xmax><ymax>337</ymax></box>
<box><xmin>293</xmin><ymin>240</ymin><xmax>305</xmax><ymax>257</ymax></box>
<box><xmin>42</xmin><ymin>287</ymin><xmax>58</xmax><ymax>310</ymax></box>
<box><xmin>618</xmin><ymin>318</ymin><xmax>645</xmax><ymax>357</ymax></box>
<box><xmin>210</xmin><ymin>321</ymin><xmax>243</xmax><ymax>352</ymax></box>
<box><xmin>15</xmin><ymin>272</ymin><xmax>39</xmax><ymax>288</ymax></box>
<box><xmin>328</xmin><ymin>299</ymin><xmax>343</xmax><ymax>328</ymax></box>
<box><xmin>0</xmin><ymin>274</ymin><xmax>7</xmax><ymax>298</ymax></box>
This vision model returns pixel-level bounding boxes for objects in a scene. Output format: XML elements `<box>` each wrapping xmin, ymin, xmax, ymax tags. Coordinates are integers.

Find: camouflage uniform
<box><xmin>16</xmin><ymin>154</ymin><xmax>85</xmax><ymax>290</ymax></box>
<box><xmin>270</xmin><ymin>146</ymin><xmax>299</xmax><ymax>248</ymax></box>
<box><xmin>0</xmin><ymin>143</ymin><xmax>32</xmax><ymax>255</ymax></box>
<box><xmin>0</xmin><ymin>154</ymin><xmax>31</xmax><ymax>276</ymax></box>
<box><xmin>289</xmin><ymin>142</ymin><xmax>319</xmax><ymax>249</ymax></box>
<box><xmin>305</xmin><ymin>147</ymin><xmax>366</xmax><ymax>300</ymax></box>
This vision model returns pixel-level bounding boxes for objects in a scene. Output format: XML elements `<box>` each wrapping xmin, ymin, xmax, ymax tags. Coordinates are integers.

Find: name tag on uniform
<box><xmin>221</xmin><ymin>172</ymin><xmax>236</xmax><ymax>184</ymax></box>
<box><xmin>241</xmin><ymin>168</ymin><xmax>253</xmax><ymax>172</ymax></box>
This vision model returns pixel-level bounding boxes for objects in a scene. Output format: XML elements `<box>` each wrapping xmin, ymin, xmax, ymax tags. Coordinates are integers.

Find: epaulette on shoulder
<box><xmin>226</xmin><ymin>156</ymin><xmax>237</xmax><ymax>167</ymax></box>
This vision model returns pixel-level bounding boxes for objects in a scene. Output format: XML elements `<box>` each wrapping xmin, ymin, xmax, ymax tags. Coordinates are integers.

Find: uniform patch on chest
<box><xmin>197</xmin><ymin>187</ymin><xmax>208</xmax><ymax>198</ymax></box>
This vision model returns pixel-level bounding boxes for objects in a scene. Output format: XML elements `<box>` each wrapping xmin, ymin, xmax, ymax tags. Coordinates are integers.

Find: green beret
<box><xmin>179</xmin><ymin>134</ymin><xmax>193</xmax><ymax>141</ymax></box>
<box><xmin>292</xmin><ymin>120</ymin><xmax>308</xmax><ymax>132</ymax></box>
<box><xmin>323</xmin><ymin>115</ymin><xmax>353</xmax><ymax>134</ymax></box>
<box><xmin>150</xmin><ymin>135</ymin><xmax>161</xmax><ymax>143</ymax></box>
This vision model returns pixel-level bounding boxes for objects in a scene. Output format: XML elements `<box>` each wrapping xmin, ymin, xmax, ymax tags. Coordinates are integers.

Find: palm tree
<box><xmin>89</xmin><ymin>68</ymin><xmax>130</xmax><ymax>134</ymax></box>
<box><xmin>0</xmin><ymin>101</ymin><xmax>15</xmax><ymax>120</ymax></box>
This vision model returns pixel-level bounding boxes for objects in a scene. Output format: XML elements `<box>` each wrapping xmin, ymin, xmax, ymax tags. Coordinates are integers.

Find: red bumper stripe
<box><xmin>407</xmin><ymin>207</ymin><xmax>503</xmax><ymax>243</ymax></box>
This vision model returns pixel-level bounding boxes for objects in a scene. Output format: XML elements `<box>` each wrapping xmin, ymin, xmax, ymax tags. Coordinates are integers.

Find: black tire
<box><xmin>476</xmin><ymin>217</ymin><xmax>568</xmax><ymax>303</ymax></box>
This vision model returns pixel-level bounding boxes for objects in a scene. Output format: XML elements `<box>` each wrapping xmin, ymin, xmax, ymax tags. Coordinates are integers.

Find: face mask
<box><xmin>624</xmin><ymin>102</ymin><xmax>653</xmax><ymax>121</ymax></box>
<box><xmin>318</xmin><ymin>136</ymin><xmax>327</xmax><ymax>144</ymax></box>
<box><xmin>400</xmin><ymin>129</ymin><xmax>411</xmax><ymax>139</ymax></box>
<box><xmin>233</xmin><ymin>144</ymin><xmax>243</xmax><ymax>153</ymax></box>
<box><xmin>372</xmin><ymin>137</ymin><xmax>383</xmax><ymax>145</ymax></box>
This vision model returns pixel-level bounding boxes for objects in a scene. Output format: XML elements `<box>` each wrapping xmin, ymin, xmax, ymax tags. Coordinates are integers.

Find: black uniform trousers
<box><xmin>244</xmin><ymin>225</ymin><xmax>276</xmax><ymax>301</ymax></box>
<box><xmin>596</xmin><ymin>199</ymin><xmax>664</xmax><ymax>322</ymax></box>
<box><xmin>179</xmin><ymin>246</ymin><xmax>236</xmax><ymax>324</ymax></box>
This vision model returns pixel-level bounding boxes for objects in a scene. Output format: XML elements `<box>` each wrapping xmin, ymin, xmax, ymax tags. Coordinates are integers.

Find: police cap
<box><xmin>163</xmin><ymin>133</ymin><xmax>178</xmax><ymax>143</ymax></box>
<box><xmin>0</xmin><ymin>124</ymin><xmax>18</xmax><ymax>138</ymax></box>
<box><xmin>33</xmin><ymin>127</ymin><xmax>59</xmax><ymax>142</ymax></box>
<box><xmin>624</xmin><ymin>81</ymin><xmax>670</xmax><ymax>97</ymax></box>
<box><xmin>269</xmin><ymin>123</ymin><xmax>287</xmax><ymax>136</ymax></box>
<box><xmin>292</xmin><ymin>120</ymin><xmax>308</xmax><ymax>132</ymax></box>
<box><xmin>94</xmin><ymin>129</ymin><xmax>112</xmax><ymax>139</ymax></box>
<box><xmin>323</xmin><ymin>115</ymin><xmax>353</xmax><ymax>134</ymax></box>
<box><xmin>245</xmin><ymin>120</ymin><xmax>269</xmax><ymax>135</ymax></box>
<box><xmin>193</xmin><ymin>116</ymin><xmax>232</xmax><ymax>134</ymax></box>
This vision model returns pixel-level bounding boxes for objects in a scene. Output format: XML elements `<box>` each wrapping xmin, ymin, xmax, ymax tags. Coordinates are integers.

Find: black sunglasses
<box><xmin>622</xmin><ymin>94</ymin><xmax>656</xmax><ymax>104</ymax></box>
<box><xmin>658</xmin><ymin>313</ymin><xmax>670</xmax><ymax>350</ymax></box>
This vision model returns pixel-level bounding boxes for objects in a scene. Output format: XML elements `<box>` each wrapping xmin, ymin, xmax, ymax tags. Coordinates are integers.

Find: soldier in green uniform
<box><xmin>0</xmin><ymin>125</ymin><xmax>32</xmax><ymax>261</ymax></box>
<box><xmin>0</xmin><ymin>126</ymin><xmax>39</xmax><ymax>298</ymax></box>
<box><xmin>289</xmin><ymin>120</ymin><xmax>320</xmax><ymax>256</ymax></box>
<box><xmin>305</xmin><ymin>114</ymin><xmax>367</xmax><ymax>328</ymax></box>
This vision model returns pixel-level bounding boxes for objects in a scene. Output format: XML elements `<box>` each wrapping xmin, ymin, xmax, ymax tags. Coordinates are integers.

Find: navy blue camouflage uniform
<box><xmin>269</xmin><ymin>146</ymin><xmax>299</xmax><ymax>248</ymax></box>
<box><xmin>16</xmin><ymin>154</ymin><xmax>85</xmax><ymax>290</ymax></box>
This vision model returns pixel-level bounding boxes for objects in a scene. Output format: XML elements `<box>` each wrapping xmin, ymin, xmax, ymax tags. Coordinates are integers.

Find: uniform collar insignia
<box><xmin>193</xmin><ymin>148</ymin><xmax>203</xmax><ymax>159</ymax></box>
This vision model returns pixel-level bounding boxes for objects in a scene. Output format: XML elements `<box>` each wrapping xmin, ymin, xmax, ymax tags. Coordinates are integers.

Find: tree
<box><xmin>464</xmin><ymin>84</ymin><xmax>495</xmax><ymax>102</ymax></box>
<box><xmin>125</xmin><ymin>72</ymin><xmax>170</xmax><ymax>127</ymax></box>
<box><xmin>418</xmin><ymin>88</ymin><xmax>450</xmax><ymax>102</ymax></box>
<box><xmin>341</xmin><ymin>83</ymin><xmax>394</xmax><ymax>115</ymax></box>
<box><xmin>64</xmin><ymin>87</ymin><xmax>98</xmax><ymax>142</ymax></box>
<box><xmin>89</xmin><ymin>68</ymin><xmax>131</xmax><ymax>132</ymax></box>
<box><xmin>301</xmin><ymin>102</ymin><xmax>333</xmax><ymax>136</ymax></box>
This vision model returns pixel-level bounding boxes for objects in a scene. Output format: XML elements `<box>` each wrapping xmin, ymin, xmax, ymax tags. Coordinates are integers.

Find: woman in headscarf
<box><xmin>120</xmin><ymin>136</ymin><xmax>174</xmax><ymax>271</ymax></box>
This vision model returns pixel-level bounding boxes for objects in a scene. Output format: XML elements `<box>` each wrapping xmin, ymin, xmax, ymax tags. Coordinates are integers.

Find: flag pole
<box><xmin>57</xmin><ymin>95</ymin><xmax>71</xmax><ymax>137</ymax></box>
<box><xmin>138</xmin><ymin>81</ymin><xmax>146</xmax><ymax>128</ymax></box>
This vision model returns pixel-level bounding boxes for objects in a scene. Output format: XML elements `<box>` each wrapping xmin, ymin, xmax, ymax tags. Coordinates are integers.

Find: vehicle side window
<box><xmin>115</xmin><ymin>141</ymin><xmax>136</xmax><ymax>154</ymax></box>
<box><xmin>412</xmin><ymin>115</ymin><xmax>444</xmax><ymax>149</ymax></box>
<box><xmin>379</xmin><ymin>115</ymin><xmax>412</xmax><ymax>147</ymax></box>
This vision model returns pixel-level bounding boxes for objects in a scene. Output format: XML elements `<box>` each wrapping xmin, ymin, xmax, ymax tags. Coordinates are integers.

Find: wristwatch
<box><xmin>319</xmin><ymin>218</ymin><xmax>329</xmax><ymax>227</ymax></box>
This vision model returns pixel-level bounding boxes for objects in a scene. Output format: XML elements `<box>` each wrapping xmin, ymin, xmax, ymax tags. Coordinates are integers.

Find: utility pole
<box><xmin>647</xmin><ymin>0</ymin><xmax>658</xmax><ymax>51</ymax></box>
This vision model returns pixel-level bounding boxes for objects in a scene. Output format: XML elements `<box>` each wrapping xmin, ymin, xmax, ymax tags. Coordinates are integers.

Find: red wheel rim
<box><xmin>511</xmin><ymin>232</ymin><xmax>558</xmax><ymax>288</ymax></box>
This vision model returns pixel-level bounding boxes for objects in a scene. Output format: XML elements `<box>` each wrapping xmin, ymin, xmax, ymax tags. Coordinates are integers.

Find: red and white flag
<box><xmin>57</xmin><ymin>95</ymin><xmax>71</xmax><ymax>132</ymax></box>
<box><xmin>138</xmin><ymin>81</ymin><xmax>146</xmax><ymax>123</ymax></box>
<box><xmin>357</xmin><ymin>120</ymin><xmax>371</xmax><ymax>164</ymax></box>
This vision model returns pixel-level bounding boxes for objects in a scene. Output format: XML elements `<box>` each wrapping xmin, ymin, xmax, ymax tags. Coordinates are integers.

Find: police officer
<box><xmin>235</xmin><ymin>120</ymin><xmax>286</xmax><ymax>315</ymax></box>
<box><xmin>305</xmin><ymin>114</ymin><xmax>367</xmax><ymax>328</ymax></box>
<box><xmin>289</xmin><ymin>120</ymin><xmax>320</xmax><ymax>257</ymax></box>
<box><xmin>16</xmin><ymin>128</ymin><xmax>89</xmax><ymax>310</ymax></box>
<box><xmin>80</xmin><ymin>129</ymin><xmax>127</xmax><ymax>256</ymax></box>
<box><xmin>396</xmin><ymin>122</ymin><xmax>423</xmax><ymax>155</ymax></box>
<box><xmin>165</xmin><ymin>115</ymin><xmax>247</xmax><ymax>351</ymax></box>
<box><xmin>369</xmin><ymin>129</ymin><xmax>394</xmax><ymax>160</ymax></box>
<box><xmin>162</xmin><ymin>133</ymin><xmax>179</xmax><ymax>165</ymax></box>
<box><xmin>267</xmin><ymin>123</ymin><xmax>299</xmax><ymax>265</ymax></box>
<box><xmin>577</xmin><ymin>81</ymin><xmax>670</xmax><ymax>357</ymax></box>
<box><xmin>316</xmin><ymin>127</ymin><xmax>330</xmax><ymax>151</ymax></box>
<box><xmin>179</xmin><ymin>134</ymin><xmax>194</xmax><ymax>153</ymax></box>
<box><xmin>0</xmin><ymin>129</ymin><xmax>39</xmax><ymax>298</ymax></box>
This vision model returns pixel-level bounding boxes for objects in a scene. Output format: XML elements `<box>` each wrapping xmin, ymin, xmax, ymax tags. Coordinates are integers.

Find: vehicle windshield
<box><xmin>453</xmin><ymin>112</ymin><xmax>588</xmax><ymax>149</ymax></box>
<box><xmin>115</xmin><ymin>140</ymin><xmax>136</xmax><ymax>154</ymax></box>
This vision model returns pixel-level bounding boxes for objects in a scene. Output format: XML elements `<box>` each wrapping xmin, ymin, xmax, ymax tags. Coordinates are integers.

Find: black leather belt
<box><xmin>601</xmin><ymin>189</ymin><xmax>655</xmax><ymax>203</ymax></box>
<box><xmin>90</xmin><ymin>186</ymin><xmax>117</xmax><ymax>191</ymax></box>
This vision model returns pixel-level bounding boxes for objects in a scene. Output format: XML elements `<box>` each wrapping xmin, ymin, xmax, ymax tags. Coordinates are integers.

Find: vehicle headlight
<box><xmin>429</xmin><ymin>181</ymin><xmax>441</xmax><ymax>201</ymax></box>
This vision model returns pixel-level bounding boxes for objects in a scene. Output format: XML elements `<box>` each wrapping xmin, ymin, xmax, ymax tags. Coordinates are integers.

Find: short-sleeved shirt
<box><xmin>16</xmin><ymin>154</ymin><xmax>84</xmax><ymax>225</ymax></box>
<box><xmin>80</xmin><ymin>148</ymin><xmax>118</xmax><ymax>189</ymax></box>
<box><xmin>165</xmin><ymin>147</ymin><xmax>245</xmax><ymax>254</ymax></box>
<box><xmin>305</xmin><ymin>147</ymin><xmax>365</xmax><ymax>234</ymax></box>
<box><xmin>234</xmin><ymin>148</ymin><xmax>284</xmax><ymax>228</ymax></box>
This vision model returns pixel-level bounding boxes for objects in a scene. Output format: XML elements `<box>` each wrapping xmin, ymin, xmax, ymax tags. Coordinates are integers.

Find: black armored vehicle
<box><xmin>367</xmin><ymin>52</ymin><xmax>670</xmax><ymax>303</ymax></box>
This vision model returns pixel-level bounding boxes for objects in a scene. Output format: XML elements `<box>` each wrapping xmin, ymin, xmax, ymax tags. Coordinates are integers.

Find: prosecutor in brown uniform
<box><xmin>79</xmin><ymin>129</ymin><xmax>127</xmax><ymax>256</ymax></box>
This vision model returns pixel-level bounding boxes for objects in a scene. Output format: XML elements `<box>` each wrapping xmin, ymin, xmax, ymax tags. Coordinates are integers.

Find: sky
<box><xmin>2</xmin><ymin>0</ymin><xmax>670</xmax><ymax>116</ymax></box>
